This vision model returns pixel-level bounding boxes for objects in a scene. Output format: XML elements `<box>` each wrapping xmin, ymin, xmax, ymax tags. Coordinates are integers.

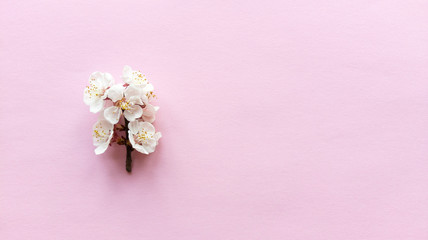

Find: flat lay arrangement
<box><xmin>2</xmin><ymin>1</ymin><xmax>427</xmax><ymax>239</ymax></box>
<box><xmin>84</xmin><ymin>65</ymin><xmax>161</xmax><ymax>172</ymax></box>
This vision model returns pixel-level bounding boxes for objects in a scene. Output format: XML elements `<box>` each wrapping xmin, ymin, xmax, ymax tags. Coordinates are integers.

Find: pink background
<box><xmin>1</xmin><ymin>0</ymin><xmax>428</xmax><ymax>239</ymax></box>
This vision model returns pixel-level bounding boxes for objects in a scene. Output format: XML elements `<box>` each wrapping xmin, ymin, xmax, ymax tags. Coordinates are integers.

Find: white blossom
<box><xmin>85</xmin><ymin>65</ymin><xmax>161</xmax><ymax>165</ymax></box>
<box><xmin>121</xmin><ymin>65</ymin><xmax>148</xmax><ymax>86</ymax></box>
<box><xmin>121</xmin><ymin>65</ymin><xmax>155</xmax><ymax>101</ymax></box>
<box><xmin>92</xmin><ymin>119</ymin><xmax>114</xmax><ymax>155</ymax></box>
<box><xmin>104</xmin><ymin>84</ymin><xmax>144</xmax><ymax>124</ymax></box>
<box><xmin>84</xmin><ymin>72</ymin><xmax>114</xmax><ymax>113</ymax></box>
<box><xmin>128</xmin><ymin>120</ymin><xmax>161</xmax><ymax>154</ymax></box>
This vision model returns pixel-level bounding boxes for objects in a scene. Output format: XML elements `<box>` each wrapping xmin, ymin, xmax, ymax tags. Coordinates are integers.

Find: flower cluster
<box><xmin>84</xmin><ymin>65</ymin><xmax>161</xmax><ymax>172</ymax></box>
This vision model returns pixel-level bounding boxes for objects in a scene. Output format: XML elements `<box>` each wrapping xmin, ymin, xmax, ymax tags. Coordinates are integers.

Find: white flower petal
<box><xmin>128</xmin><ymin>121</ymin><xmax>140</xmax><ymax>134</ymax></box>
<box><xmin>144</xmin><ymin>83</ymin><xmax>154</xmax><ymax>92</ymax></box>
<box><xmin>140</xmin><ymin>121</ymin><xmax>155</xmax><ymax>133</ymax></box>
<box><xmin>124</xmin><ymin>105</ymin><xmax>143</xmax><ymax>121</ymax></box>
<box><xmin>123</xmin><ymin>65</ymin><xmax>132</xmax><ymax>76</ymax></box>
<box><xmin>134</xmin><ymin>144</ymin><xmax>149</xmax><ymax>154</ymax></box>
<box><xmin>89</xmin><ymin>98</ymin><xmax>104</xmax><ymax>113</ymax></box>
<box><xmin>143</xmin><ymin>115</ymin><xmax>156</xmax><ymax>123</ymax></box>
<box><xmin>142</xmin><ymin>115</ymin><xmax>155</xmax><ymax>123</ymax></box>
<box><xmin>100</xmin><ymin>119</ymin><xmax>114</xmax><ymax>131</ymax></box>
<box><xmin>125</xmin><ymin>85</ymin><xmax>143</xmax><ymax>99</ymax></box>
<box><xmin>129</xmin><ymin>96</ymin><xmax>143</xmax><ymax>105</ymax></box>
<box><xmin>143</xmin><ymin>143</ymin><xmax>156</xmax><ymax>154</ymax></box>
<box><xmin>142</xmin><ymin>104</ymin><xmax>156</xmax><ymax>123</ymax></box>
<box><xmin>104</xmin><ymin>106</ymin><xmax>122</xmax><ymax>124</ymax></box>
<box><xmin>107</xmin><ymin>84</ymin><xmax>125</xmax><ymax>102</ymax></box>
<box><xmin>155</xmin><ymin>132</ymin><xmax>162</xmax><ymax>142</ymax></box>
<box><xmin>95</xmin><ymin>143</ymin><xmax>109</xmax><ymax>155</ymax></box>
<box><xmin>122</xmin><ymin>65</ymin><xmax>133</xmax><ymax>83</ymax></box>
<box><xmin>103</xmin><ymin>72</ymin><xmax>115</xmax><ymax>87</ymax></box>
<box><xmin>128</xmin><ymin>130</ymin><xmax>137</xmax><ymax>146</ymax></box>
<box><xmin>89</xmin><ymin>71</ymin><xmax>103</xmax><ymax>82</ymax></box>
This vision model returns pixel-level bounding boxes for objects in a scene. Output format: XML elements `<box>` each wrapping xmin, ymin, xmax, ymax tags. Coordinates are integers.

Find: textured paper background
<box><xmin>1</xmin><ymin>0</ymin><xmax>428</xmax><ymax>239</ymax></box>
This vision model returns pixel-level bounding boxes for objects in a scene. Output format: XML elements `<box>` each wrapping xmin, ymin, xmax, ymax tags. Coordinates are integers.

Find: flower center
<box><xmin>135</xmin><ymin>130</ymin><xmax>153</xmax><ymax>145</ymax></box>
<box><xmin>117</xmin><ymin>98</ymin><xmax>131</xmax><ymax>110</ymax></box>
<box><xmin>132</xmin><ymin>71</ymin><xmax>148</xmax><ymax>85</ymax></box>
<box><xmin>93</xmin><ymin>123</ymin><xmax>110</xmax><ymax>142</ymax></box>
<box><xmin>85</xmin><ymin>84</ymin><xmax>104</xmax><ymax>100</ymax></box>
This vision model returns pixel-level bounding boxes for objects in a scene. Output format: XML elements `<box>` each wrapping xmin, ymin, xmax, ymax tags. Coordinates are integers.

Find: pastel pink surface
<box><xmin>1</xmin><ymin>0</ymin><xmax>428</xmax><ymax>239</ymax></box>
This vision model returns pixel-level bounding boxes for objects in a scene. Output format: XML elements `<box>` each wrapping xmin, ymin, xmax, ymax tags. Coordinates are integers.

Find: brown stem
<box><xmin>125</xmin><ymin>119</ymin><xmax>133</xmax><ymax>173</ymax></box>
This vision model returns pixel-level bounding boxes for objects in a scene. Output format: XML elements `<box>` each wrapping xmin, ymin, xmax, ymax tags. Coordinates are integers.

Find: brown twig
<box><xmin>124</xmin><ymin>119</ymin><xmax>133</xmax><ymax>173</ymax></box>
